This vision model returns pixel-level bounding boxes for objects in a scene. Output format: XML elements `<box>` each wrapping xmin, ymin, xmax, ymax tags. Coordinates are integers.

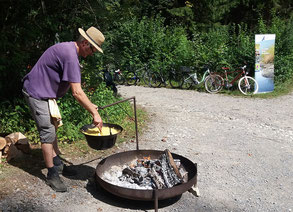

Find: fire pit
<box><xmin>94</xmin><ymin>97</ymin><xmax>197</xmax><ymax>212</ymax></box>
<box><xmin>96</xmin><ymin>150</ymin><xmax>197</xmax><ymax>200</ymax></box>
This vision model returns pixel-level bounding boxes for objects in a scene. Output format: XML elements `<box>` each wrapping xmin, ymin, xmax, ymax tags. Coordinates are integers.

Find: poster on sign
<box><xmin>255</xmin><ymin>34</ymin><xmax>275</xmax><ymax>93</ymax></box>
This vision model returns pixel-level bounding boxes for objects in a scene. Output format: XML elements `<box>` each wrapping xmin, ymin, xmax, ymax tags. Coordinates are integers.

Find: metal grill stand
<box><xmin>98</xmin><ymin>96</ymin><xmax>139</xmax><ymax>150</ymax></box>
<box><xmin>99</xmin><ymin>96</ymin><xmax>160</xmax><ymax>211</ymax></box>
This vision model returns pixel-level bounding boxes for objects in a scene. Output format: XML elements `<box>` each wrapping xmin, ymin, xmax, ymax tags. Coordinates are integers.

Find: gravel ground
<box><xmin>1</xmin><ymin>85</ymin><xmax>293</xmax><ymax>212</ymax></box>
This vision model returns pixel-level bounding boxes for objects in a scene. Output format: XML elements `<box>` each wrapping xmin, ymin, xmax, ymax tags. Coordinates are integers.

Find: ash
<box><xmin>101</xmin><ymin>150</ymin><xmax>188</xmax><ymax>190</ymax></box>
<box><xmin>102</xmin><ymin>163</ymin><xmax>153</xmax><ymax>190</ymax></box>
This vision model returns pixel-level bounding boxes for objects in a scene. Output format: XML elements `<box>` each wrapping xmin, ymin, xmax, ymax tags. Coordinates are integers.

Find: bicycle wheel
<box><xmin>113</xmin><ymin>73</ymin><xmax>125</xmax><ymax>85</ymax></box>
<box><xmin>181</xmin><ymin>74</ymin><xmax>194</xmax><ymax>90</ymax></box>
<box><xmin>204</xmin><ymin>74</ymin><xmax>224</xmax><ymax>93</ymax></box>
<box><xmin>238</xmin><ymin>76</ymin><xmax>259</xmax><ymax>95</ymax></box>
<box><xmin>125</xmin><ymin>71</ymin><xmax>137</xmax><ymax>86</ymax></box>
<box><xmin>169</xmin><ymin>73</ymin><xmax>184</xmax><ymax>88</ymax></box>
<box><xmin>149</xmin><ymin>72</ymin><xmax>162</xmax><ymax>88</ymax></box>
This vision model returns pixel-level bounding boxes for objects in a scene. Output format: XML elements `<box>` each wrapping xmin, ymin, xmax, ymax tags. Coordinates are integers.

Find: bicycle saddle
<box><xmin>221</xmin><ymin>67</ymin><xmax>230</xmax><ymax>70</ymax></box>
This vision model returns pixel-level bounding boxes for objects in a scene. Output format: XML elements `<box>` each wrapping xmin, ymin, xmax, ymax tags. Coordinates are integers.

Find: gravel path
<box><xmin>1</xmin><ymin>85</ymin><xmax>293</xmax><ymax>212</ymax></box>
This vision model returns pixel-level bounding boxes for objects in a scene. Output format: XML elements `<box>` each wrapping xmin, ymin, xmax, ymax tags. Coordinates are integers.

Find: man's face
<box><xmin>80</xmin><ymin>40</ymin><xmax>97</xmax><ymax>58</ymax></box>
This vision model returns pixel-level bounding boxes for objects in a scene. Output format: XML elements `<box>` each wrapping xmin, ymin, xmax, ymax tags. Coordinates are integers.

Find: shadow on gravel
<box><xmin>85</xmin><ymin>176</ymin><xmax>181</xmax><ymax>210</ymax></box>
<box><xmin>62</xmin><ymin>164</ymin><xmax>96</xmax><ymax>181</ymax></box>
<box><xmin>7</xmin><ymin>150</ymin><xmax>98</xmax><ymax>183</ymax></box>
<box><xmin>0</xmin><ymin>201</ymin><xmax>48</xmax><ymax>212</ymax></box>
<box><xmin>8</xmin><ymin>149</ymin><xmax>47</xmax><ymax>181</ymax></box>
<box><xmin>61</xmin><ymin>156</ymin><xmax>102</xmax><ymax>181</ymax></box>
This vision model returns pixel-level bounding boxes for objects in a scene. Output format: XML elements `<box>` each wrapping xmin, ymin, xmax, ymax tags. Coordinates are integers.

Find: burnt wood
<box><xmin>117</xmin><ymin>149</ymin><xmax>184</xmax><ymax>189</ymax></box>
<box><xmin>164</xmin><ymin>149</ymin><xmax>183</xmax><ymax>179</ymax></box>
<box><xmin>159</xmin><ymin>150</ymin><xmax>183</xmax><ymax>188</ymax></box>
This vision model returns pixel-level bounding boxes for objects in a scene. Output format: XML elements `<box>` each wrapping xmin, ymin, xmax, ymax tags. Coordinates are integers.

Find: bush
<box><xmin>257</xmin><ymin>12</ymin><xmax>293</xmax><ymax>84</ymax></box>
<box><xmin>104</xmin><ymin>16</ymin><xmax>195</xmax><ymax>74</ymax></box>
<box><xmin>190</xmin><ymin>24</ymin><xmax>255</xmax><ymax>72</ymax></box>
<box><xmin>0</xmin><ymin>83</ymin><xmax>132</xmax><ymax>143</ymax></box>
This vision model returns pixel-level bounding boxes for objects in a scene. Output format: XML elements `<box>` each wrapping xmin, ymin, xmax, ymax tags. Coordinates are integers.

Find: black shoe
<box><xmin>55</xmin><ymin>164</ymin><xmax>77</xmax><ymax>176</ymax></box>
<box><xmin>46</xmin><ymin>174</ymin><xmax>67</xmax><ymax>192</ymax></box>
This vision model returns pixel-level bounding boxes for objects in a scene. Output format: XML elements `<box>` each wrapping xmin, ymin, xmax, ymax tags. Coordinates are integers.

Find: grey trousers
<box><xmin>22</xmin><ymin>89</ymin><xmax>56</xmax><ymax>143</ymax></box>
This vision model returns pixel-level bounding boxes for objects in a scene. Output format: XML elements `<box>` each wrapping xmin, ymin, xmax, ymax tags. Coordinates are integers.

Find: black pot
<box><xmin>81</xmin><ymin>123</ymin><xmax>123</xmax><ymax>150</ymax></box>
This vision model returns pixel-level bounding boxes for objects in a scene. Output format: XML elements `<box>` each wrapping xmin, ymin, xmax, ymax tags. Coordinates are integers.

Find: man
<box><xmin>22</xmin><ymin>26</ymin><xmax>104</xmax><ymax>192</ymax></box>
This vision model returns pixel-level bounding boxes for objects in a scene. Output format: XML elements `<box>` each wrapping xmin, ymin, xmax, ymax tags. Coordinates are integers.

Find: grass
<box><xmin>191</xmin><ymin>77</ymin><xmax>293</xmax><ymax>98</ymax></box>
<box><xmin>253</xmin><ymin>78</ymin><xmax>293</xmax><ymax>98</ymax></box>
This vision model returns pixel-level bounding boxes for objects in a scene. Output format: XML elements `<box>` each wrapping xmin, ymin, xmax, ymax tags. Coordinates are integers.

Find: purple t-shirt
<box><xmin>23</xmin><ymin>42</ymin><xmax>81</xmax><ymax>99</ymax></box>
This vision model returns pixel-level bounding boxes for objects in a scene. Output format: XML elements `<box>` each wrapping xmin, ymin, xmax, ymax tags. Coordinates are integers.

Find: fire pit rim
<box><xmin>95</xmin><ymin>149</ymin><xmax>197</xmax><ymax>201</ymax></box>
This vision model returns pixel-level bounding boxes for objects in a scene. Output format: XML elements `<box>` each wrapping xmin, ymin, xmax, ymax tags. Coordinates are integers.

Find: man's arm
<box><xmin>70</xmin><ymin>82</ymin><xmax>102</xmax><ymax>130</ymax></box>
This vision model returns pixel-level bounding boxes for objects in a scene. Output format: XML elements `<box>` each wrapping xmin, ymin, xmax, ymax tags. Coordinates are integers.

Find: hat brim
<box><xmin>78</xmin><ymin>28</ymin><xmax>103</xmax><ymax>53</ymax></box>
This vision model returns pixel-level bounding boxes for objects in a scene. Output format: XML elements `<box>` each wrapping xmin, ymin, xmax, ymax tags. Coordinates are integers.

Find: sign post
<box><xmin>255</xmin><ymin>34</ymin><xmax>276</xmax><ymax>93</ymax></box>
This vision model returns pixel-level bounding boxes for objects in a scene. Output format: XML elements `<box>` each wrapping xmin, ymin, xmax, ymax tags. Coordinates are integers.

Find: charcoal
<box><xmin>133</xmin><ymin>175</ymin><xmax>144</xmax><ymax>184</ymax></box>
<box><xmin>122</xmin><ymin>167</ymin><xmax>140</xmax><ymax>178</ymax></box>
<box><xmin>117</xmin><ymin>149</ymin><xmax>186</xmax><ymax>189</ymax></box>
<box><xmin>149</xmin><ymin>166</ymin><xmax>165</xmax><ymax>189</ymax></box>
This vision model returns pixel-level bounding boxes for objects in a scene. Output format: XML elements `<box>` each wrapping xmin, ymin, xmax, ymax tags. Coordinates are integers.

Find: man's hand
<box><xmin>93</xmin><ymin>110</ymin><xmax>103</xmax><ymax>132</ymax></box>
<box><xmin>70</xmin><ymin>82</ymin><xmax>103</xmax><ymax>131</ymax></box>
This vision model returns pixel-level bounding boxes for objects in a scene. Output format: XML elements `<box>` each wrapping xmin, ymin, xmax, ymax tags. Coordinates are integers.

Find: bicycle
<box><xmin>124</xmin><ymin>64</ymin><xmax>153</xmax><ymax>86</ymax></box>
<box><xmin>205</xmin><ymin>65</ymin><xmax>259</xmax><ymax>95</ymax></box>
<box><xmin>140</xmin><ymin>65</ymin><xmax>179</xmax><ymax>88</ymax></box>
<box><xmin>112</xmin><ymin>68</ymin><xmax>125</xmax><ymax>85</ymax></box>
<box><xmin>145</xmin><ymin>69</ymin><xmax>168</xmax><ymax>88</ymax></box>
<box><xmin>167</xmin><ymin>66</ymin><xmax>183</xmax><ymax>88</ymax></box>
<box><xmin>164</xmin><ymin>65</ymin><xmax>219</xmax><ymax>90</ymax></box>
<box><xmin>104</xmin><ymin>64</ymin><xmax>126</xmax><ymax>85</ymax></box>
<box><xmin>145</xmin><ymin>65</ymin><xmax>186</xmax><ymax>88</ymax></box>
<box><xmin>149</xmin><ymin>64</ymin><xmax>222</xmax><ymax>91</ymax></box>
<box><xmin>179</xmin><ymin>65</ymin><xmax>218</xmax><ymax>90</ymax></box>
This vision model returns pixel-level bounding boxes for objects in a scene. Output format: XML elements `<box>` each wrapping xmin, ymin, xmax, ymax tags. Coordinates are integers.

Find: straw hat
<box><xmin>78</xmin><ymin>26</ymin><xmax>105</xmax><ymax>53</ymax></box>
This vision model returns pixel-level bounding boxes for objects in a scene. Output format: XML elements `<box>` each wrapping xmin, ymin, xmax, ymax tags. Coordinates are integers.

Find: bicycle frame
<box><xmin>218</xmin><ymin>66</ymin><xmax>246</xmax><ymax>88</ymax></box>
<box><xmin>205</xmin><ymin>65</ymin><xmax>258</xmax><ymax>95</ymax></box>
<box><xmin>198</xmin><ymin>69</ymin><xmax>212</xmax><ymax>84</ymax></box>
<box><xmin>125</xmin><ymin>64</ymin><xmax>151</xmax><ymax>86</ymax></box>
<box><xmin>135</xmin><ymin>66</ymin><xmax>147</xmax><ymax>79</ymax></box>
<box><xmin>184</xmin><ymin>68</ymin><xmax>211</xmax><ymax>85</ymax></box>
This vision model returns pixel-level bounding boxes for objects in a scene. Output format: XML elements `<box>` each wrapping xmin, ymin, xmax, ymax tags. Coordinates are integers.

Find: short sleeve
<box><xmin>62</xmin><ymin>61</ymin><xmax>81</xmax><ymax>83</ymax></box>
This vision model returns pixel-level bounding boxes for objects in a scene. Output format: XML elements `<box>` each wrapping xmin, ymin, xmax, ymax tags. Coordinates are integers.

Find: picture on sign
<box><xmin>255</xmin><ymin>34</ymin><xmax>275</xmax><ymax>93</ymax></box>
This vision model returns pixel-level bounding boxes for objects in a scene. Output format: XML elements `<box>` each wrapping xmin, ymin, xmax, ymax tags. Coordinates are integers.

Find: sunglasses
<box><xmin>89</xmin><ymin>44</ymin><xmax>97</xmax><ymax>53</ymax></box>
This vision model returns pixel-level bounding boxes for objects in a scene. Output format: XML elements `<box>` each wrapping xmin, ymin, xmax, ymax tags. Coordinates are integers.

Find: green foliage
<box><xmin>193</xmin><ymin>26</ymin><xmax>230</xmax><ymax>67</ymax></box>
<box><xmin>0</xmin><ymin>99</ymin><xmax>30</xmax><ymax>134</ymax></box>
<box><xmin>0</xmin><ymin>83</ymin><xmax>132</xmax><ymax>143</ymax></box>
<box><xmin>257</xmin><ymin>12</ymin><xmax>293</xmax><ymax>84</ymax></box>
<box><xmin>105</xmin><ymin>16</ymin><xmax>194</xmax><ymax>75</ymax></box>
<box><xmin>190</xmin><ymin>23</ymin><xmax>254</xmax><ymax>73</ymax></box>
